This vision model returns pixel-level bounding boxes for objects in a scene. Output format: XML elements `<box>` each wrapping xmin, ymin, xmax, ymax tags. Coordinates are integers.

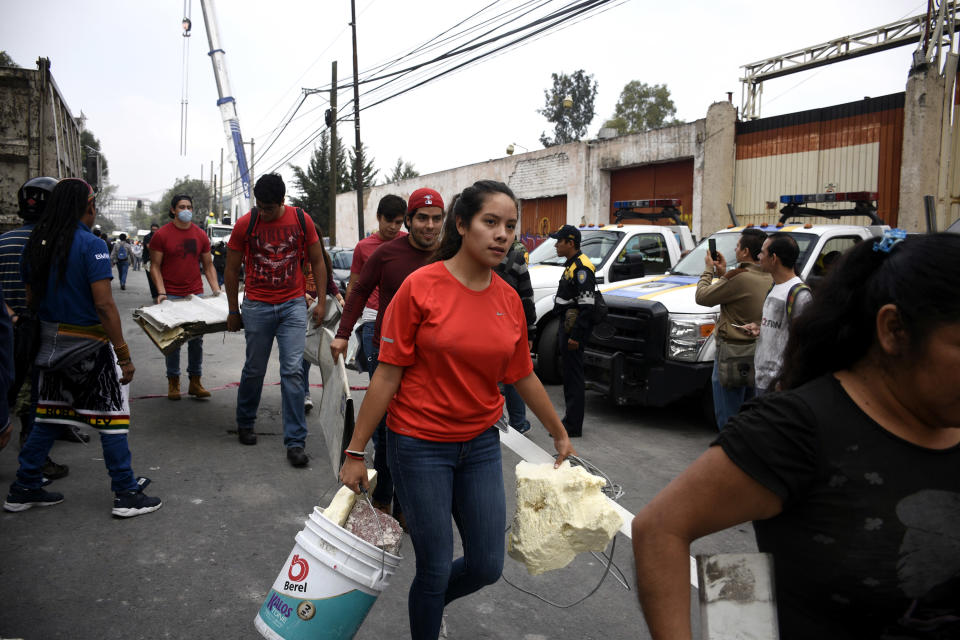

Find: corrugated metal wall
<box><xmin>608</xmin><ymin>159</ymin><xmax>694</xmax><ymax>226</ymax></box>
<box><xmin>734</xmin><ymin>94</ymin><xmax>904</xmax><ymax>227</ymax></box>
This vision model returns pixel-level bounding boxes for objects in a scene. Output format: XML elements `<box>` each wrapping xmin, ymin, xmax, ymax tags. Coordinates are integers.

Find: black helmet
<box><xmin>18</xmin><ymin>176</ymin><xmax>59</xmax><ymax>222</ymax></box>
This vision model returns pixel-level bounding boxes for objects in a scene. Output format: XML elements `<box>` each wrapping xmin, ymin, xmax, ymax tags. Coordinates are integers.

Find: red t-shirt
<box><xmin>149</xmin><ymin>222</ymin><xmax>211</xmax><ymax>296</ymax></box>
<box><xmin>351</xmin><ymin>231</ymin><xmax>407</xmax><ymax>313</ymax></box>
<box><xmin>378</xmin><ymin>261</ymin><xmax>533</xmax><ymax>442</ymax></box>
<box><xmin>227</xmin><ymin>206</ymin><xmax>319</xmax><ymax>303</ymax></box>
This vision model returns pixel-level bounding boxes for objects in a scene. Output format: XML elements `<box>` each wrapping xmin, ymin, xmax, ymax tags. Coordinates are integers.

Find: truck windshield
<box><xmin>209</xmin><ymin>227</ymin><xmax>232</xmax><ymax>243</ymax></box>
<box><xmin>528</xmin><ymin>230</ymin><xmax>625</xmax><ymax>267</ymax></box>
<box><xmin>671</xmin><ymin>231</ymin><xmax>817</xmax><ymax>276</ymax></box>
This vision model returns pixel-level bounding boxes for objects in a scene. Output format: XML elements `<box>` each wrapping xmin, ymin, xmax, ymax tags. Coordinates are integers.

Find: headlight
<box><xmin>667</xmin><ymin>313</ymin><xmax>717</xmax><ymax>362</ymax></box>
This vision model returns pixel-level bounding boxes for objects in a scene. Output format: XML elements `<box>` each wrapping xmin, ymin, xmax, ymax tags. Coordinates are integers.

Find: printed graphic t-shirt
<box><xmin>149</xmin><ymin>222</ymin><xmax>211</xmax><ymax>296</ymax></box>
<box><xmin>715</xmin><ymin>375</ymin><xmax>960</xmax><ymax>639</ymax></box>
<box><xmin>228</xmin><ymin>206</ymin><xmax>319</xmax><ymax>304</ymax></box>
<box><xmin>378</xmin><ymin>261</ymin><xmax>533</xmax><ymax>442</ymax></box>
<box><xmin>31</xmin><ymin>222</ymin><xmax>113</xmax><ymax>325</ymax></box>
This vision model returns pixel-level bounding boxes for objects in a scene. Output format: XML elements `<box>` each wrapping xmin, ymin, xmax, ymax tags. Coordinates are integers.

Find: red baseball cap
<box><xmin>406</xmin><ymin>188</ymin><xmax>444</xmax><ymax>214</ymax></box>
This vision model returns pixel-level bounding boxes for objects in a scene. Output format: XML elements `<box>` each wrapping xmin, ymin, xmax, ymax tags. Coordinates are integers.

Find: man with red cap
<box><xmin>330</xmin><ymin>187</ymin><xmax>444</xmax><ymax>525</ymax></box>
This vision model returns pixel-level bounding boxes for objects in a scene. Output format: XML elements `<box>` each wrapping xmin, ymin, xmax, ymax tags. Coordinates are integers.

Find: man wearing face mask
<box><xmin>149</xmin><ymin>194</ymin><xmax>221</xmax><ymax>401</ymax></box>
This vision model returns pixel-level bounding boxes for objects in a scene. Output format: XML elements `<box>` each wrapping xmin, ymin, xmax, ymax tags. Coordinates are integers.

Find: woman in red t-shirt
<box><xmin>340</xmin><ymin>180</ymin><xmax>575</xmax><ymax>639</ymax></box>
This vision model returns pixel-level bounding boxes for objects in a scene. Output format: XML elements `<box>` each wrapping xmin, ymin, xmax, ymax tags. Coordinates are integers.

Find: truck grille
<box><xmin>588</xmin><ymin>299</ymin><xmax>667</xmax><ymax>362</ymax></box>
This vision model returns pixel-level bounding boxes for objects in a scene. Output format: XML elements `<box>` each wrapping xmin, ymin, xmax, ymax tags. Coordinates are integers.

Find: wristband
<box><xmin>344</xmin><ymin>449</ymin><xmax>366</xmax><ymax>461</ymax></box>
<box><xmin>229</xmin><ymin>310</ymin><xmax>240</xmax><ymax>316</ymax></box>
<box><xmin>117</xmin><ymin>358</ymin><xmax>132</xmax><ymax>366</ymax></box>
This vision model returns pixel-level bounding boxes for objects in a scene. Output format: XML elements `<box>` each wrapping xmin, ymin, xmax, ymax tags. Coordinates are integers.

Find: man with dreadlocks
<box><xmin>3</xmin><ymin>178</ymin><xmax>162</xmax><ymax>518</ymax></box>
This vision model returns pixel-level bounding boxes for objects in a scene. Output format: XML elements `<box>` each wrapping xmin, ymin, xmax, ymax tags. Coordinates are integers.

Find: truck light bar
<box><xmin>614</xmin><ymin>199</ymin><xmax>682</xmax><ymax>209</ymax></box>
<box><xmin>779</xmin><ymin>191</ymin><xmax>878</xmax><ymax>204</ymax></box>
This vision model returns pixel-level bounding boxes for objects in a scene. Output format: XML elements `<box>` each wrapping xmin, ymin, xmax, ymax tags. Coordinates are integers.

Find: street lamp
<box><xmin>506</xmin><ymin>142</ymin><xmax>528</xmax><ymax>156</ymax></box>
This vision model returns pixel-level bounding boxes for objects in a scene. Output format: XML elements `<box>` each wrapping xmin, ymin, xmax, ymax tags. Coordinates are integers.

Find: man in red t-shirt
<box><xmin>149</xmin><ymin>194</ymin><xmax>221</xmax><ymax>401</ymax></box>
<box><xmin>347</xmin><ymin>194</ymin><xmax>407</xmax><ymax>374</ymax></box>
<box><xmin>330</xmin><ymin>187</ymin><xmax>444</xmax><ymax>521</ymax></box>
<box><xmin>224</xmin><ymin>173</ymin><xmax>327</xmax><ymax>468</ymax></box>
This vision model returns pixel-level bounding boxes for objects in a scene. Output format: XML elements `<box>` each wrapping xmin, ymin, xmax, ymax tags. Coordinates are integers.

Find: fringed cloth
<box><xmin>34</xmin><ymin>322</ymin><xmax>130</xmax><ymax>434</ymax></box>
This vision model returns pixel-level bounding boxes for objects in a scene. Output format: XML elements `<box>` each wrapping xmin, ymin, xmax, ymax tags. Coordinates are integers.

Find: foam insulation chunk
<box><xmin>345</xmin><ymin>501</ymin><xmax>404</xmax><ymax>555</ymax></box>
<box><xmin>321</xmin><ymin>469</ymin><xmax>378</xmax><ymax>527</ymax></box>
<box><xmin>508</xmin><ymin>461</ymin><xmax>622</xmax><ymax>575</ymax></box>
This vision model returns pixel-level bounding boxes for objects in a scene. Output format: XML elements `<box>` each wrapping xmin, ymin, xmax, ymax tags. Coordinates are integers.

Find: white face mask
<box><xmin>177</xmin><ymin>209</ymin><xmax>193</xmax><ymax>223</ymax></box>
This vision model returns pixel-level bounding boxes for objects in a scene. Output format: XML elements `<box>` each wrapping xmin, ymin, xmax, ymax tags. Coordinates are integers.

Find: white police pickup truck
<box><xmin>528</xmin><ymin>203</ymin><xmax>696</xmax><ymax>382</ymax></box>
<box><xmin>583</xmin><ymin>196</ymin><xmax>887</xmax><ymax>417</ymax></box>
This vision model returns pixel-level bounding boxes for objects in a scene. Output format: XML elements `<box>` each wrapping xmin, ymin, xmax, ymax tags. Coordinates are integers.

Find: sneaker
<box><xmin>287</xmin><ymin>446</ymin><xmax>308</xmax><ymax>467</ymax></box>
<box><xmin>238</xmin><ymin>428</ymin><xmax>257</xmax><ymax>445</ymax></box>
<box><xmin>304</xmin><ymin>395</ymin><xmax>314</xmax><ymax>414</ymax></box>
<box><xmin>112</xmin><ymin>477</ymin><xmax>162</xmax><ymax>518</ymax></box>
<box><xmin>3</xmin><ymin>485</ymin><xmax>65</xmax><ymax>512</ymax></box>
<box><xmin>513</xmin><ymin>423</ymin><xmax>531</xmax><ymax>435</ymax></box>
<box><xmin>42</xmin><ymin>457</ymin><xmax>69</xmax><ymax>480</ymax></box>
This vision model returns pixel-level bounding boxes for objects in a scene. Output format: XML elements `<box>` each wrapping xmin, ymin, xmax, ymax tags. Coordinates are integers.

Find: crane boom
<box><xmin>199</xmin><ymin>0</ymin><xmax>251</xmax><ymax>215</ymax></box>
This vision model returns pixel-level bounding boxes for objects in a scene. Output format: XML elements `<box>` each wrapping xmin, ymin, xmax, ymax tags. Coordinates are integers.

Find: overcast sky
<box><xmin>1</xmin><ymin>0</ymin><xmax>925</xmax><ymax>205</ymax></box>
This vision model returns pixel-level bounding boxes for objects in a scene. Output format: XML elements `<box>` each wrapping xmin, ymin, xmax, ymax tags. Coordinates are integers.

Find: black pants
<box><xmin>558</xmin><ymin>322</ymin><xmax>585</xmax><ymax>436</ymax></box>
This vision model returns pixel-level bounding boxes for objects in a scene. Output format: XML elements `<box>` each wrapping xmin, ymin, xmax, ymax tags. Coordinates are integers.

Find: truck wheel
<box><xmin>535</xmin><ymin>317</ymin><xmax>562</xmax><ymax>384</ymax></box>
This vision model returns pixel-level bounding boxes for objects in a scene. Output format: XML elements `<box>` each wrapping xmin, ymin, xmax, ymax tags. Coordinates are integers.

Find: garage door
<box><xmin>519</xmin><ymin>195</ymin><xmax>567</xmax><ymax>250</ymax></box>
<box><xmin>609</xmin><ymin>159</ymin><xmax>694</xmax><ymax>226</ymax></box>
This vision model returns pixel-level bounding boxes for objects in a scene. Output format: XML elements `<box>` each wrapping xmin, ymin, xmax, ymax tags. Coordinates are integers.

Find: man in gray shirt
<box><xmin>744</xmin><ymin>234</ymin><xmax>813</xmax><ymax>395</ymax></box>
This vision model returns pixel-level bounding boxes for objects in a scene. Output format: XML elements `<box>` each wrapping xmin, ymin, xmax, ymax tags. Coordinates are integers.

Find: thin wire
<box><xmin>501</xmin><ymin>535</ymin><xmax>622</xmax><ymax>607</ymax></box>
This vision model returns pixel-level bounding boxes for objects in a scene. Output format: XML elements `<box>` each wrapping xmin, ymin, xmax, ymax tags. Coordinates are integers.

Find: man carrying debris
<box><xmin>149</xmin><ymin>194</ymin><xmax>221</xmax><ymax>401</ymax></box>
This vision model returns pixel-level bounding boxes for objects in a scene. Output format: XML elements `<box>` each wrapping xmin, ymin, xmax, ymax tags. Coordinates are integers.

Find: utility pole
<box><xmin>350</xmin><ymin>0</ymin><xmax>364</xmax><ymax>240</ymax></box>
<box><xmin>329</xmin><ymin>61</ymin><xmax>338</xmax><ymax>246</ymax></box>
<box><xmin>219</xmin><ymin>147</ymin><xmax>224</xmax><ymax>221</ymax></box>
<box><xmin>209</xmin><ymin>160</ymin><xmax>214</xmax><ymax>217</ymax></box>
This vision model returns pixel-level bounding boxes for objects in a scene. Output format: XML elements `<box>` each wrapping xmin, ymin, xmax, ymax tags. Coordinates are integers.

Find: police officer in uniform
<box><xmin>551</xmin><ymin>225</ymin><xmax>595</xmax><ymax>438</ymax></box>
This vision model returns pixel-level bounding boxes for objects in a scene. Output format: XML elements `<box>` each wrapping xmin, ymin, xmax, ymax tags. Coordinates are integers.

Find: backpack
<box><xmin>246</xmin><ymin>206</ymin><xmax>308</xmax><ymax>252</ymax></box>
<box><xmin>117</xmin><ymin>243</ymin><xmax>128</xmax><ymax>261</ymax></box>
<box><xmin>785</xmin><ymin>282</ymin><xmax>811</xmax><ymax>320</ymax></box>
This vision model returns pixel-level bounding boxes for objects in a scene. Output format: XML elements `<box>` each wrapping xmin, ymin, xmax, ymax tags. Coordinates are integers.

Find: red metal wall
<box><xmin>608</xmin><ymin>159</ymin><xmax>694</xmax><ymax>226</ymax></box>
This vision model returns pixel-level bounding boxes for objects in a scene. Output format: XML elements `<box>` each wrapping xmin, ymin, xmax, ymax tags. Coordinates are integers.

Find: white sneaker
<box><xmin>304</xmin><ymin>395</ymin><xmax>314</xmax><ymax>413</ymax></box>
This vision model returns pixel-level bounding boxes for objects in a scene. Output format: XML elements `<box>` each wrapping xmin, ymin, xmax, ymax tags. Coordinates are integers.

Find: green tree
<box><xmin>348</xmin><ymin>142</ymin><xmax>379</xmax><ymax>190</ymax></box>
<box><xmin>288</xmin><ymin>131</ymin><xmax>351</xmax><ymax>232</ymax></box>
<box><xmin>538</xmin><ymin>69</ymin><xmax>598</xmax><ymax>147</ymax></box>
<box><xmin>602</xmin><ymin>81</ymin><xmax>679</xmax><ymax>134</ymax></box>
<box><xmin>0</xmin><ymin>51</ymin><xmax>18</xmax><ymax>67</ymax></box>
<box><xmin>149</xmin><ymin>176</ymin><xmax>212</xmax><ymax>226</ymax></box>
<box><xmin>385</xmin><ymin>157</ymin><xmax>419</xmax><ymax>184</ymax></box>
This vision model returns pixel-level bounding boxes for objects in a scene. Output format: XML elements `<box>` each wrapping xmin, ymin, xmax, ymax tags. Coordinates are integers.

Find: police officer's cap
<box><xmin>549</xmin><ymin>224</ymin><xmax>581</xmax><ymax>245</ymax></box>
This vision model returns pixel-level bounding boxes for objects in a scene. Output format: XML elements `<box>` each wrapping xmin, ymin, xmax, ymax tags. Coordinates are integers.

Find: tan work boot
<box><xmin>188</xmin><ymin>375</ymin><xmax>211</xmax><ymax>398</ymax></box>
<box><xmin>167</xmin><ymin>376</ymin><xmax>181</xmax><ymax>401</ymax></box>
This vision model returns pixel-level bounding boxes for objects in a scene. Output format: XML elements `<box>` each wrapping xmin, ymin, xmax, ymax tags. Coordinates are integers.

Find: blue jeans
<box><xmin>361</xmin><ymin>321</ymin><xmax>377</xmax><ymax>375</ymax></box>
<box><xmin>236</xmin><ymin>298</ymin><xmax>307</xmax><ymax>448</ymax></box>
<box><xmin>116</xmin><ymin>260</ymin><xmax>129</xmax><ymax>286</ymax></box>
<box><xmin>15</xmin><ymin>422</ymin><xmax>137</xmax><ymax>493</ymax></box>
<box><xmin>711</xmin><ymin>356</ymin><xmax>755</xmax><ymax>430</ymax></box>
<box><xmin>499</xmin><ymin>383</ymin><xmax>530</xmax><ymax>432</ymax></box>
<box><xmin>388</xmin><ymin>428</ymin><xmax>505</xmax><ymax>639</ymax></box>
<box><xmin>164</xmin><ymin>295</ymin><xmax>203</xmax><ymax>377</ymax></box>
<box><xmin>366</xmin><ymin>343</ymin><xmax>401</xmax><ymax>516</ymax></box>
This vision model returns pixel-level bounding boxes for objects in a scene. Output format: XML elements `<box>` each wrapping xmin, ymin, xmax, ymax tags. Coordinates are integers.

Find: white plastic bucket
<box><xmin>255</xmin><ymin>506</ymin><xmax>402</xmax><ymax>640</ymax></box>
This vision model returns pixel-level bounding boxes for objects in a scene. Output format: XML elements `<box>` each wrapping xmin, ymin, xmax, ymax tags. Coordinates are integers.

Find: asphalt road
<box><xmin>0</xmin><ymin>268</ymin><xmax>757</xmax><ymax>640</ymax></box>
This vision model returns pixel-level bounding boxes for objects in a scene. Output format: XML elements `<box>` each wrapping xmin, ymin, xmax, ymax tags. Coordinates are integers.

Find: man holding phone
<box><xmin>695</xmin><ymin>228</ymin><xmax>770</xmax><ymax>429</ymax></box>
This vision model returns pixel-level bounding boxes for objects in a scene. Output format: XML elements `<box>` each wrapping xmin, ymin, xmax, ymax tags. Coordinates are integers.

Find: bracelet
<box><xmin>114</xmin><ymin>343</ymin><xmax>130</xmax><ymax>360</ymax></box>
<box><xmin>228</xmin><ymin>310</ymin><xmax>240</xmax><ymax>316</ymax></box>
<box><xmin>343</xmin><ymin>449</ymin><xmax>366</xmax><ymax>461</ymax></box>
<box><xmin>158</xmin><ymin>293</ymin><xmax>167</xmax><ymax>297</ymax></box>
<box><xmin>117</xmin><ymin>358</ymin><xmax>132</xmax><ymax>366</ymax></box>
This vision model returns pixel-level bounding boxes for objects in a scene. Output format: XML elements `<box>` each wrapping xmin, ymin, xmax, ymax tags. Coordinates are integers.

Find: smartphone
<box><xmin>708</xmin><ymin>238</ymin><xmax>718</xmax><ymax>261</ymax></box>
